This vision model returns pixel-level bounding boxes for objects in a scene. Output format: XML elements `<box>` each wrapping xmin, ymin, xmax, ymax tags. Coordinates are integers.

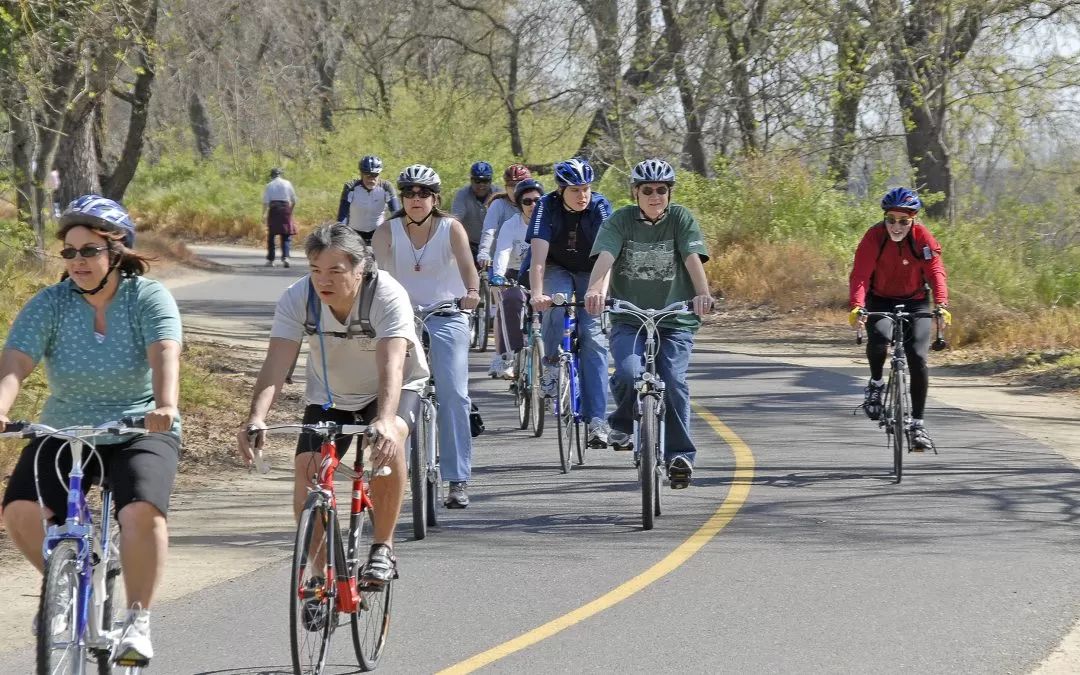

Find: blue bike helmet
<box><xmin>881</xmin><ymin>187</ymin><xmax>921</xmax><ymax>212</ymax></box>
<box><xmin>360</xmin><ymin>155</ymin><xmax>383</xmax><ymax>174</ymax></box>
<box><xmin>553</xmin><ymin>158</ymin><xmax>594</xmax><ymax>187</ymax></box>
<box><xmin>59</xmin><ymin>195</ymin><xmax>136</xmax><ymax>248</ymax></box>
<box><xmin>514</xmin><ymin>178</ymin><xmax>544</xmax><ymax>202</ymax></box>
<box><xmin>470</xmin><ymin>161</ymin><xmax>494</xmax><ymax>181</ymax></box>
<box><xmin>631</xmin><ymin>158</ymin><xmax>676</xmax><ymax>185</ymax></box>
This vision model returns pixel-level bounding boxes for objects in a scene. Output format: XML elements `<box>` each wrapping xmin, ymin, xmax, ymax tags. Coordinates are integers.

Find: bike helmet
<box><xmin>59</xmin><ymin>195</ymin><xmax>136</xmax><ymax>248</ymax></box>
<box><xmin>514</xmin><ymin>179</ymin><xmax>544</xmax><ymax>202</ymax></box>
<box><xmin>269</xmin><ymin>167</ymin><xmax>282</xmax><ymax>178</ymax></box>
<box><xmin>631</xmin><ymin>158</ymin><xmax>676</xmax><ymax>185</ymax></box>
<box><xmin>554</xmin><ymin>158</ymin><xmax>594</xmax><ymax>187</ymax></box>
<box><xmin>503</xmin><ymin>164</ymin><xmax>531</xmax><ymax>182</ymax></box>
<box><xmin>881</xmin><ymin>187</ymin><xmax>921</xmax><ymax>212</ymax></box>
<box><xmin>470</xmin><ymin>161</ymin><xmax>494</xmax><ymax>181</ymax></box>
<box><xmin>397</xmin><ymin>164</ymin><xmax>442</xmax><ymax>192</ymax></box>
<box><xmin>359</xmin><ymin>155</ymin><xmax>383</xmax><ymax>174</ymax></box>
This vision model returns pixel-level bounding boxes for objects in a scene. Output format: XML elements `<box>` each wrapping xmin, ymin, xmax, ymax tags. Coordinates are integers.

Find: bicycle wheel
<box><xmin>351</xmin><ymin>512</ymin><xmax>393</xmax><ymax>671</ymax></box>
<box><xmin>409</xmin><ymin>420</ymin><xmax>427</xmax><ymax>541</ymax></box>
<box><xmin>892</xmin><ymin>371</ymin><xmax>907</xmax><ymax>483</ymax></box>
<box><xmin>95</xmin><ymin>527</ymin><xmax>121</xmax><ymax>675</ymax></box>
<box><xmin>572</xmin><ymin>362</ymin><xmax>585</xmax><ymax>465</ymax></box>
<box><xmin>515</xmin><ymin>349</ymin><xmax>530</xmax><ymax>430</ymax></box>
<box><xmin>478</xmin><ymin>280</ymin><xmax>491</xmax><ymax>352</ymax></box>
<box><xmin>290</xmin><ymin>495</ymin><xmax>334</xmax><ymax>675</ymax></box>
<box><xmin>556</xmin><ymin>360</ymin><xmax>573</xmax><ymax>473</ymax></box>
<box><xmin>530</xmin><ymin>340</ymin><xmax>545</xmax><ymax>437</ymax></box>
<box><xmin>425</xmin><ymin>398</ymin><xmax>440</xmax><ymax>527</ymax></box>
<box><xmin>37</xmin><ymin>540</ymin><xmax>83</xmax><ymax>675</ymax></box>
<box><xmin>640</xmin><ymin>397</ymin><xmax>659</xmax><ymax>531</ymax></box>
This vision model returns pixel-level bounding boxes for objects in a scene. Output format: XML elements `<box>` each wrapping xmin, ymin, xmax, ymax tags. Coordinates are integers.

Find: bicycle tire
<box><xmin>892</xmin><ymin>370</ymin><xmax>906</xmax><ymax>483</ymax></box>
<box><xmin>409</xmin><ymin>419</ymin><xmax>427</xmax><ymax>541</ymax></box>
<box><xmin>425</xmin><ymin>398</ymin><xmax>440</xmax><ymax>527</ymax></box>
<box><xmin>572</xmin><ymin>362</ymin><xmax>585</xmax><ymax>465</ymax></box>
<box><xmin>574</xmin><ymin>417</ymin><xmax>584</xmax><ymax>466</ymax></box>
<box><xmin>478</xmin><ymin>279</ymin><xmax>491</xmax><ymax>352</ymax></box>
<box><xmin>556</xmin><ymin>360</ymin><xmax>573</xmax><ymax>473</ymax></box>
<box><xmin>530</xmin><ymin>340</ymin><xmax>545</xmax><ymax>437</ymax></box>
<box><xmin>290</xmin><ymin>496</ymin><xmax>334</xmax><ymax>675</ymax></box>
<box><xmin>515</xmin><ymin>349</ymin><xmax>530</xmax><ymax>430</ymax></box>
<box><xmin>37</xmin><ymin>540</ymin><xmax>82</xmax><ymax>675</ymax></box>
<box><xmin>640</xmin><ymin>397</ymin><xmax>659</xmax><ymax>530</ymax></box>
<box><xmin>351</xmin><ymin>512</ymin><xmax>393</xmax><ymax>671</ymax></box>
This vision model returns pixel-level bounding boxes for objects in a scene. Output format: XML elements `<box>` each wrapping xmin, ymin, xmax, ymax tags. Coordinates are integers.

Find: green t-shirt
<box><xmin>5</xmin><ymin>276</ymin><xmax>183</xmax><ymax>440</ymax></box>
<box><xmin>590</xmin><ymin>204</ymin><xmax>710</xmax><ymax>332</ymax></box>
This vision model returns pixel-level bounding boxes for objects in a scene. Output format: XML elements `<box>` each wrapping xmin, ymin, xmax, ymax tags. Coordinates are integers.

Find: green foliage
<box><xmin>127</xmin><ymin>82</ymin><xmax>587</xmax><ymax>235</ymax></box>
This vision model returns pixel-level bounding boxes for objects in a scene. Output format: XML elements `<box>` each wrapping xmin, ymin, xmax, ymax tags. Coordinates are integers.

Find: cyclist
<box><xmin>0</xmin><ymin>195</ymin><xmax>183</xmax><ymax>664</ymax></box>
<box><xmin>372</xmin><ymin>164</ymin><xmax>481</xmax><ymax>508</ymax></box>
<box><xmin>528</xmin><ymin>157</ymin><xmax>613</xmax><ymax>448</ymax></box>
<box><xmin>336</xmin><ymin>155</ymin><xmax>401</xmax><ymax>244</ymax></box>
<box><xmin>849</xmin><ymin>187</ymin><xmax>950</xmax><ymax>450</ymax></box>
<box><xmin>477</xmin><ymin>164</ymin><xmax>532</xmax><ymax>267</ymax></box>
<box><xmin>238</xmin><ymin>223</ymin><xmax>429</xmax><ymax>585</ymax></box>
<box><xmin>451</xmin><ymin>161</ymin><xmax>503</xmax><ymax>260</ymax></box>
<box><xmin>488</xmin><ymin>178</ymin><xmax>545</xmax><ymax>378</ymax></box>
<box><xmin>585</xmin><ymin>159</ymin><xmax>713</xmax><ymax>489</ymax></box>
<box><xmin>263</xmin><ymin>167</ymin><xmax>297</xmax><ymax>267</ymax></box>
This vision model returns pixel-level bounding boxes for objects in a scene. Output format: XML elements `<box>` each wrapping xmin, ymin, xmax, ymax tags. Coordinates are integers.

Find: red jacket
<box><xmin>849</xmin><ymin>222</ymin><xmax>948</xmax><ymax>308</ymax></box>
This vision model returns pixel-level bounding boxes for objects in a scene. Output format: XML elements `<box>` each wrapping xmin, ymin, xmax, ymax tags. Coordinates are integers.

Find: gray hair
<box><xmin>304</xmin><ymin>223</ymin><xmax>377</xmax><ymax>273</ymax></box>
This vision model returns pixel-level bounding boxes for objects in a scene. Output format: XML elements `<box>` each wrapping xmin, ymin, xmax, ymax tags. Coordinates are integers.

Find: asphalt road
<box><xmin>4</xmin><ymin>245</ymin><xmax>1079</xmax><ymax>674</ymax></box>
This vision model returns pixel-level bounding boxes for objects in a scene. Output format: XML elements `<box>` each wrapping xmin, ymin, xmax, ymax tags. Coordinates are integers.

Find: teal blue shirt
<box><xmin>5</xmin><ymin>276</ymin><xmax>183</xmax><ymax>439</ymax></box>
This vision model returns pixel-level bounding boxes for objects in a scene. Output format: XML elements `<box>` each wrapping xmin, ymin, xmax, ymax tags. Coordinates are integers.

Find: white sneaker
<box><xmin>488</xmin><ymin>355</ymin><xmax>505</xmax><ymax>378</ymax></box>
<box><xmin>114</xmin><ymin>608</ymin><xmax>153</xmax><ymax>664</ymax></box>
<box><xmin>496</xmin><ymin>353</ymin><xmax>516</xmax><ymax>379</ymax></box>
<box><xmin>588</xmin><ymin>418</ymin><xmax>611</xmax><ymax>447</ymax></box>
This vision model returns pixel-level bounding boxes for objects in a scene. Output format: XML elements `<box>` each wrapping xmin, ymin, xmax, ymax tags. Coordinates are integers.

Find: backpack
<box><xmin>303</xmin><ymin>269</ymin><xmax>380</xmax><ymax>339</ymax></box>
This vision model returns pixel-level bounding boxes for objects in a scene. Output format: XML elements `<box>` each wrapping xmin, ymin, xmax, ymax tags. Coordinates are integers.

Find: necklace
<box><xmin>407</xmin><ymin>214</ymin><xmax>435</xmax><ymax>272</ymax></box>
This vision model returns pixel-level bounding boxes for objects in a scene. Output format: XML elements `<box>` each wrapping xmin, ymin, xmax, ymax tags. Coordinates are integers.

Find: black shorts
<box><xmin>2</xmin><ymin>433</ymin><xmax>181</xmax><ymax>524</ymax></box>
<box><xmin>295</xmin><ymin>390</ymin><xmax>422</xmax><ymax>457</ymax></box>
<box><xmin>358</xmin><ymin>230</ymin><xmax>374</xmax><ymax>245</ymax></box>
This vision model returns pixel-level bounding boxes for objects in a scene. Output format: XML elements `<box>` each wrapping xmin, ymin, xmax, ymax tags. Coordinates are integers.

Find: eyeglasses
<box><xmin>520</xmin><ymin>197</ymin><xmax>540</xmax><ymax>207</ymax></box>
<box><xmin>362</xmin><ymin>172</ymin><xmax>379</xmax><ymax>179</ymax></box>
<box><xmin>60</xmin><ymin>245</ymin><xmax>108</xmax><ymax>259</ymax></box>
<box><xmin>639</xmin><ymin>185</ymin><xmax>669</xmax><ymax>196</ymax></box>
<box><xmin>885</xmin><ymin>216</ymin><xmax>913</xmax><ymax>226</ymax></box>
<box><xmin>401</xmin><ymin>188</ymin><xmax>434</xmax><ymax>200</ymax></box>
<box><xmin>471</xmin><ymin>178</ymin><xmax>492</xmax><ymax>184</ymax></box>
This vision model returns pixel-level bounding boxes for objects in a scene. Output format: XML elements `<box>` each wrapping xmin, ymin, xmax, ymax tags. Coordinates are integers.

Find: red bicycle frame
<box><xmin>311</xmin><ymin>435</ymin><xmax>375</xmax><ymax>614</ymax></box>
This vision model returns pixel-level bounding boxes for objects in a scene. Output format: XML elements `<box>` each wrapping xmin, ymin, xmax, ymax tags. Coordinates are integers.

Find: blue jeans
<box><xmin>608</xmin><ymin>323</ymin><xmax>696</xmax><ymax>463</ymax></box>
<box><xmin>541</xmin><ymin>265</ymin><xmax>609</xmax><ymax>421</ymax></box>
<box><xmin>267</xmin><ymin>233</ymin><xmax>291</xmax><ymax>262</ymax></box>
<box><xmin>425</xmin><ymin>313</ymin><xmax>473</xmax><ymax>483</ymax></box>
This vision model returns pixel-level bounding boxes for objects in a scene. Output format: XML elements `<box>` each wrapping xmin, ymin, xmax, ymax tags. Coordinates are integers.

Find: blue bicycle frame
<box><xmin>553</xmin><ymin>301</ymin><xmax>583</xmax><ymax>427</ymax></box>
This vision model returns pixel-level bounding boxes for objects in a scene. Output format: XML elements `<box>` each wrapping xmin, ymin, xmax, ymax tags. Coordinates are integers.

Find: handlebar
<box><xmin>245</xmin><ymin>423</ymin><xmax>388</xmax><ymax>477</ymax></box>
<box><xmin>854</xmin><ymin>307</ymin><xmax>947</xmax><ymax>349</ymax></box>
<box><xmin>606</xmin><ymin>298</ymin><xmax>696</xmax><ymax>317</ymax></box>
<box><xmin>551</xmin><ymin>292</ymin><xmax>585</xmax><ymax>308</ymax></box>
<box><xmin>0</xmin><ymin>418</ymin><xmax>147</xmax><ymax>439</ymax></box>
<box><xmin>416</xmin><ymin>298</ymin><xmax>466</xmax><ymax>318</ymax></box>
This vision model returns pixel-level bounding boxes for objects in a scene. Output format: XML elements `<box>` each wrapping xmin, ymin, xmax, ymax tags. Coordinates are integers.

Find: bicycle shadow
<box><xmin>194</xmin><ymin>666</ymin><xmax>363</xmax><ymax>675</ymax></box>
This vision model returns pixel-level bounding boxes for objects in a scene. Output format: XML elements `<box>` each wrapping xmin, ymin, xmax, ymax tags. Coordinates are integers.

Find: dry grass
<box><xmin>705</xmin><ymin>240</ymin><xmax>849</xmax><ymax>311</ymax></box>
<box><xmin>134</xmin><ymin>207</ymin><xmax>319</xmax><ymax>247</ymax></box>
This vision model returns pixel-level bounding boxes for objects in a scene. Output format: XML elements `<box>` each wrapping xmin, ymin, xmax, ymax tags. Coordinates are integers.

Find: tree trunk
<box><xmin>56</xmin><ymin>110</ymin><xmax>103</xmax><ymax>204</ymax></box>
<box><xmin>315</xmin><ymin>58</ymin><xmax>335</xmax><ymax>132</ymax></box>
<box><xmin>188</xmin><ymin>91</ymin><xmax>214</xmax><ymax>159</ymax></box>
<box><xmin>715</xmin><ymin>0</ymin><xmax>767</xmax><ymax>154</ymax></box>
<box><xmin>660</xmin><ymin>0</ymin><xmax>707</xmax><ymax>174</ymax></box>
<box><xmin>105</xmin><ymin>53</ymin><xmax>156</xmax><ymax>200</ymax></box>
<box><xmin>897</xmin><ymin>99</ymin><xmax>952</xmax><ymax>219</ymax></box>
<box><xmin>506</xmin><ymin>36</ymin><xmax>523</xmax><ymax>158</ymax></box>
<box><xmin>828</xmin><ymin>7</ymin><xmax>873</xmax><ymax>185</ymax></box>
<box><xmin>10</xmin><ymin>110</ymin><xmax>45</xmax><ymax>251</ymax></box>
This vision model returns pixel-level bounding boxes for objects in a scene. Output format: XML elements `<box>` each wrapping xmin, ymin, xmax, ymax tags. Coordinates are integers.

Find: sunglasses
<box><xmin>471</xmin><ymin>178</ymin><xmax>492</xmax><ymax>184</ymax></box>
<box><xmin>520</xmin><ymin>197</ymin><xmax>540</xmax><ymax>206</ymax></box>
<box><xmin>60</xmin><ymin>245</ymin><xmax>108</xmax><ymax>259</ymax></box>
<box><xmin>401</xmin><ymin>188</ymin><xmax>434</xmax><ymax>199</ymax></box>
<box><xmin>362</xmin><ymin>172</ymin><xmax>380</xmax><ymax>179</ymax></box>
<box><xmin>885</xmin><ymin>216</ymin><xmax>913</xmax><ymax>226</ymax></box>
<box><xmin>639</xmin><ymin>185</ymin><xmax>669</xmax><ymax>196</ymax></box>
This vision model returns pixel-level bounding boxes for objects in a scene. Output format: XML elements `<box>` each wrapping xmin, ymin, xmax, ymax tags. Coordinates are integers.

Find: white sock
<box><xmin>912</xmin><ymin>418</ymin><xmax>924</xmax><ymax>427</ymax></box>
<box><xmin>869</xmin><ymin>378</ymin><xmax>884</xmax><ymax>387</ymax></box>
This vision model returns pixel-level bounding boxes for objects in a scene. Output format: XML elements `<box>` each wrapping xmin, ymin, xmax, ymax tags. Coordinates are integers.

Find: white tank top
<box><xmin>390</xmin><ymin>216</ymin><xmax>466</xmax><ymax>306</ymax></box>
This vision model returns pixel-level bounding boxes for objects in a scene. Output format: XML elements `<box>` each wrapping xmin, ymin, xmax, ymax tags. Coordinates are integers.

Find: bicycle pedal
<box><xmin>114</xmin><ymin>654</ymin><xmax>150</xmax><ymax>668</ymax></box>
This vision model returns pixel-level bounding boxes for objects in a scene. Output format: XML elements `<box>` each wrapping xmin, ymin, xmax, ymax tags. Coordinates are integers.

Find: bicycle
<box><xmin>0</xmin><ymin>417</ymin><xmax>149</xmax><ymax>675</ymax></box>
<box><xmin>470</xmin><ymin>266</ymin><xmax>492</xmax><ymax>352</ymax></box>
<box><xmin>409</xmin><ymin>299</ymin><xmax>464</xmax><ymax>538</ymax></box>
<box><xmin>856</xmin><ymin>305</ymin><xmax>947</xmax><ymax>483</ymax></box>
<box><xmin>258</xmin><ymin>422</ymin><xmax>393</xmax><ymax>674</ymax></box>
<box><xmin>605</xmin><ymin>299</ymin><xmax>697</xmax><ymax>531</ymax></box>
<box><xmin>513</xmin><ymin>300</ymin><xmax>546</xmax><ymax>437</ymax></box>
<box><xmin>550</xmin><ymin>292</ymin><xmax>585</xmax><ymax>472</ymax></box>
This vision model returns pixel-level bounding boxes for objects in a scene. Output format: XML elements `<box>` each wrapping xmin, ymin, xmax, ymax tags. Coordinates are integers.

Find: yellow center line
<box><xmin>436</xmin><ymin>402</ymin><xmax>755</xmax><ymax>674</ymax></box>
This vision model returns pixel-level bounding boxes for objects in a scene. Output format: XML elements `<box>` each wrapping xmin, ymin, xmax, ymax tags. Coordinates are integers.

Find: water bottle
<box><xmin>250</xmin><ymin>447</ymin><xmax>271</xmax><ymax>475</ymax></box>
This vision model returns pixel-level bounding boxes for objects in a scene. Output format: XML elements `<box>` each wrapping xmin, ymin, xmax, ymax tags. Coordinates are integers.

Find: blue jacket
<box><xmin>520</xmin><ymin>191</ymin><xmax>612</xmax><ymax>280</ymax></box>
